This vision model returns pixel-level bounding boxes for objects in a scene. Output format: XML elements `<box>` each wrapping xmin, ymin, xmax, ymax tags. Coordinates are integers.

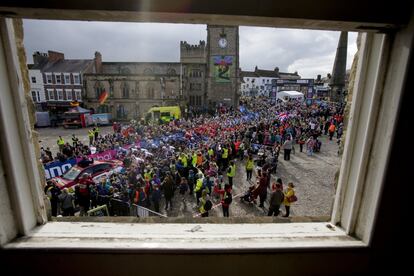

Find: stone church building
<box><xmin>84</xmin><ymin>25</ymin><xmax>240</xmax><ymax>120</ymax></box>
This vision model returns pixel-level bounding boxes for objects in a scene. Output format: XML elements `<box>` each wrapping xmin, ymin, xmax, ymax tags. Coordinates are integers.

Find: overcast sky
<box><xmin>23</xmin><ymin>20</ymin><xmax>357</xmax><ymax>78</ymax></box>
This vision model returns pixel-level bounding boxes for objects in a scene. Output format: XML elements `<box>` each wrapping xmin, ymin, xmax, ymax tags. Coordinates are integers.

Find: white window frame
<box><xmin>31</xmin><ymin>90</ymin><xmax>39</xmax><ymax>102</ymax></box>
<box><xmin>65</xmin><ymin>89</ymin><xmax>72</xmax><ymax>101</ymax></box>
<box><xmin>45</xmin><ymin>72</ymin><xmax>52</xmax><ymax>84</ymax></box>
<box><xmin>64</xmin><ymin>73</ymin><xmax>71</xmax><ymax>84</ymax></box>
<box><xmin>0</xmin><ymin>14</ymin><xmax>413</xmax><ymax>250</ymax></box>
<box><xmin>47</xmin><ymin>89</ymin><xmax>54</xmax><ymax>100</ymax></box>
<box><xmin>73</xmin><ymin>73</ymin><xmax>80</xmax><ymax>84</ymax></box>
<box><xmin>54</xmin><ymin>73</ymin><xmax>62</xmax><ymax>84</ymax></box>
<box><xmin>56</xmin><ymin>89</ymin><xmax>63</xmax><ymax>101</ymax></box>
<box><xmin>74</xmin><ymin>89</ymin><xmax>82</xmax><ymax>101</ymax></box>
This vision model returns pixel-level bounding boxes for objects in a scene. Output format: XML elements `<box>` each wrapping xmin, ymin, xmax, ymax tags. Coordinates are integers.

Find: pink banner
<box><xmin>88</xmin><ymin>150</ymin><xmax>117</xmax><ymax>161</ymax></box>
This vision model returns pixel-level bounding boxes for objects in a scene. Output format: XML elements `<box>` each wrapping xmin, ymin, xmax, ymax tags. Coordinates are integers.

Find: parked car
<box><xmin>52</xmin><ymin>160</ymin><xmax>123</xmax><ymax>191</ymax></box>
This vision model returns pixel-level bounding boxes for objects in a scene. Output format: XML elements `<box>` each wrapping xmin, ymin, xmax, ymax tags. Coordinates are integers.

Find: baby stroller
<box><xmin>240</xmin><ymin>185</ymin><xmax>256</xmax><ymax>204</ymax></box>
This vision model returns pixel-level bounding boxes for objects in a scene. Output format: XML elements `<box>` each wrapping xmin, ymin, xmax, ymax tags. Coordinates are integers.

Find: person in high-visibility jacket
<box><xmin>198</xmin><ymin>190</ymin><xmax>210</xmax><ymax>217</ymax></box>
<box><xmin>221</xmin><ymin>146</ymin><xmax>229</xmax><ymax>169</ymax></box>
<box><xmin>208</xmin><ymin>148</ymin><xmax>214</xmax><ymax>161</ymax></box>
<box><xmin>245</xmin><ymin>155</ymin><xmax>254</xmax><ymax>181</ymax></box>
<box><xmin>88</xmin><ymin>130</ymin><xmax>94</xmax><ymax>145</ymax></box>
<box><xmin>144</xmin><ymin>169</ymin><xmax>152</xmax><ymax>183</ymax></box>
<box><xmin>57</xmin><ymin>136</ymin><xmax>65</xmax><ymax>152</ymax></box>
<box><xmin>192</xmin><ymin>152</ymin><xmax>197</xmax><ymax>167</ymax></box>
<box><xmin>227</xmin><ymin>161</ymin><xmax>236</xmax><ymax>188</ymax></box>
<box><xmin>194</xmin><ymin>173</ymin><xmax>204</xmax><ymax>205</ymax></box>
<box><xmin>94</xmin><ymin>126</ymin><xmax>100</xmax><ymax>141</ymax></box>
<box><xmin>179</xmin><ymin>153</ymin><xmax>188</xmax><ymax>168</ymax></box>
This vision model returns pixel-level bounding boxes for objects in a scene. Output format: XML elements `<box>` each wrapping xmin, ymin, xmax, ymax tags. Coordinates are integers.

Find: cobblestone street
<box><xmin>38</xmin><ymin>126</ymin><xmax>341</xmax><ymax>218</ymax></box>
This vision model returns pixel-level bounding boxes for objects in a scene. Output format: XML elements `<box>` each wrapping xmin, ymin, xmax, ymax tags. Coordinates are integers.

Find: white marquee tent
<box><xmin>276</xmin><ymin>90</ymin><xmax>304</xmax><ymax>102</ymax></box>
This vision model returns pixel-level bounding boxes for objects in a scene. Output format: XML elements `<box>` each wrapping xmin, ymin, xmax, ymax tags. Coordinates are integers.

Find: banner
<box><xmin>213</xmin><ymin>56</ymin><xmax>232</xmax><ymax>83</ymax></box>
<box><xmin>87</xmin><ymin>149</ymin><xmax>117</xmax><ymax>161</ymax></box>
<box><xmin>85</xmin><ymin>113</ymin><xmax>112</xmax><ymax>126</ymax></box>
<box><xmin>44</xmin><ymin>158</ymin><xmax>77</xmax><ymax>180</ymax></box>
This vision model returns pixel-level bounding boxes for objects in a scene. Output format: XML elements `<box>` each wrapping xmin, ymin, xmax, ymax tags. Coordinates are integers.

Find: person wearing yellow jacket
<box><xmin>208</xmin><ymin>148</ymin><xmax>214</xmax><ymax>161</ymax></box>
<box><xmin>57</xmin><ymin>136</ymin><xmax>65</xmax><ymax>152</ymax></box>
<box><xmin>199</xmin><ymin>189</ymin><xmax>210</xmax><ymax>217</ymax></box>
<box><xmin>179</xmin><ymin>153</ymin><xmax>188</xmax><ymax>168</ymax></box>
<box><xmin>88</xmin><ymin>130</ymin><xmax>94</xmax><ymax>145</ymax></box>
<box><xmin>283</xmin><ymin>182</ymin><xmax>296</xmax><ymax>217</ymax></box>
<box><xmin>221</xmin><ymin>146</ymin><xmax>229</xmax><ymax>169</ymax></box>
<box><xmin>227</xmin><ymin>161</ymin><xmax>236</xmax><ymax>188</ymax></box>
<box><xmin>245</xmin><ymin>155</ymin><xmax>254</xmax><ymax>181</ymax></box>
<box><xmin>192</xmin><ymin>152</ymin><xmax>197</xmax><ymax>167</ymax></box>
<box><xmin>94</xmin><ymin>126</ymin><xmax>100</xmax><ymax>141</ymax></box>
<box><xmin>194</xmin><ymin>173</ymin><xmax>204</xmax><ymax>205</ymax></box>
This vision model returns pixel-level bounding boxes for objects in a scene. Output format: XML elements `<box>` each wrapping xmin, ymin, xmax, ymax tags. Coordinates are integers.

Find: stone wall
<box><xmin>84</xmin><ymin>74</ymin><xmax>181</xmax><ymax>120</ymax></box>
<box><xmin>180</xmin><ymin>40</ymin><xmax>206</xmax><ymax>64</ymax></box>
<box><xmin>102</xmin><ymin>62</ymin><xmax>180</xmax><ymax>75</ymax></box>
<box><xmin>207</xmin><ymin>25</ymin><xmax>239</xmax><ymax>107</ymax></box>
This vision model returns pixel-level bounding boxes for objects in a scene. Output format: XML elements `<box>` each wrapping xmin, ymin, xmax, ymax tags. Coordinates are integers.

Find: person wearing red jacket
<box><xmin>216</xmin><ymin>184</ymin><xmax>233</xmax><ymax>217</ymax></box>
<box><xmin>78</xmin><ymin>173</ymin><xmax>94</xmax><ymax>216</ymax></box>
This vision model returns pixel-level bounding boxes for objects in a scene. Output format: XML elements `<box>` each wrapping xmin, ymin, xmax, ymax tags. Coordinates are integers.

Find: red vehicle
<box><xmin>53</xmin><ymin>160</ymin><xmax>123</xmax><ymax>191</ymax></box>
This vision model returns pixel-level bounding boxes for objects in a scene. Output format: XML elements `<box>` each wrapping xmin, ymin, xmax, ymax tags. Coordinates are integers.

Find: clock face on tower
<box><xmin>218</xmin><ymin>37</ymin><xmax>228</xmax><ymax>48</ymax></box>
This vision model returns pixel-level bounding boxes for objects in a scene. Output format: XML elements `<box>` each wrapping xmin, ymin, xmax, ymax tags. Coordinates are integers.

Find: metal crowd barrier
<box><xmin>131</xmin><ymin>204</ymin><xmax>168</xmax><ymax>218</ymax></box>
<box><xmin>95</xmin><ymin>195</ymin><xmax>167</xmax><ymax>218</ymax></box>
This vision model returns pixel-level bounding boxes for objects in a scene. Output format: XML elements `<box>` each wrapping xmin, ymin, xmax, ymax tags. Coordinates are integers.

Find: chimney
<box><xmin>33</xmin><ymin>51</ymin><xmax>48</xmax><ymax>65</ymax></box>
<box><xmin>274</xmin><ymin>67</ymin><xmax>279</xmax><ymax>74</ymax></box>
<box><xmin>94</xmin><ymin>51</ymin><xmax>102</xmax><ymax>73</ymax></box>
<box><xmin>317</xmin><ymin>74</ymin><xmax>321</xmax><ymax>81</ymax></box>
<box><xmin>254</xmin><ymin>66</ymin><xmax>258</xmax><ymax>72</ymax></box>
<box><xmin>48</xmin><ymin>50</ymin><xmax>64</xmax><ymax>62</ymax></box>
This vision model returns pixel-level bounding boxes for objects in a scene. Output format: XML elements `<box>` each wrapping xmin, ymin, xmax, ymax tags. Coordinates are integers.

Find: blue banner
<box><xmin>44</xmin><ymin>158</ymin><xmax>77</xmax><ymax>180</ymax></box>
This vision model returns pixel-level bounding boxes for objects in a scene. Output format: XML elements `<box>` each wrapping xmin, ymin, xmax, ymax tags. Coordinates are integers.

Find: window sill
<box><xmin>4</xmin><ymin>222</ymin><xmax>365</xmax><ymax>252</ymax></box>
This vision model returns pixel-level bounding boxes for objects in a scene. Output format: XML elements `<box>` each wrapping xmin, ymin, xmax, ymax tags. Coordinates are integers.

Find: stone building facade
<box><xmin>28</xmin><ymin>51</ymin><xmax>94</xmax><ymax>114</ymax></box>
<box><xmin>84</xmin><ymin>24</ymin><xmax>240</xmax><ymax>120</ymax></box>
<box><xmin>84</xmin><ymin>53</ymin><xmax>181</xmax><ymax>120</ymax></box>
<box><xmin>241</xmin><ymin>66</ymin><xmax>301</xmax><ymax>97</ymax></box>
<box><xmin>180</xmin><ymin>40</ymin><xmax>207</xmax><ymax>112</ymax></box>
<box><xmin>206</xmin><ymin>25</ymin><xmax>240</xmax><ymax>108</ymax></box>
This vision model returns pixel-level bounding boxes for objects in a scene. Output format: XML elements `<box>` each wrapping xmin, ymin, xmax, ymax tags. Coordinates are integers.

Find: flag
<box><xmin>98</xmin><ymin>90</ymin><xmax>109</xmax><ymax>105</ymax></box>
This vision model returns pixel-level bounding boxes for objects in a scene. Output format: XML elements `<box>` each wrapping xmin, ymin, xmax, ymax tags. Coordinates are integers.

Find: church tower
<box><xmin>329</xmin><ymin>31</ymin><xmax>348</xmax><ymax>103</ymax></box>
<box><xmin>206</xmin><ymin>25</ymin><xmax>239</xmax><ymax>108</ymax></box>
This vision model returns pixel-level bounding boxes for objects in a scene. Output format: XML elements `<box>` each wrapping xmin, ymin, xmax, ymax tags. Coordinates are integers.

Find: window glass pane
<box><xmin>31</xmin><ymin>91</ymin><xmax>37</xmax><ymax>102</ymax></box>
<box><xmin>74</xmin><ymin>74</ymin><xmax>80</xmax><ymax>84</ymax></box>
<box><xmin>66</xmin><ymin>90</ymin><xmax>73</xmax><ymax>100</ymax></box>
<box><xmin>22</xmin><ymin>20</ymin><xmax>358</xmax><ymax>222</ymax></box>
<box><xmin>48</xmin><ymin>90</ymin><xmax>54</xmax><ymax>100</ymax></box>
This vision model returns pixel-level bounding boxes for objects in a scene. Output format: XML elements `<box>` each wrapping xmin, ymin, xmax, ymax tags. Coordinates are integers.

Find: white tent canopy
<box><xmin>276</xmin><ymin>90</ymin><xmax>304</xmax><ymax>101</ymax></box>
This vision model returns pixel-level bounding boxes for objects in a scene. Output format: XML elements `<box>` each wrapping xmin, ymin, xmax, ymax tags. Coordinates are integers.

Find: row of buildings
<box><xmin>28</xmin><ymin>25</ymin><xmax>344</xmax><ymax>122</ymax></box>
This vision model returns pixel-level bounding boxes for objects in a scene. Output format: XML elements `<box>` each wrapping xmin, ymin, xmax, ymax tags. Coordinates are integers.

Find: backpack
<box><xmin>204</xmin><ymin>199</ymin><xmax>213</xmax><ymax>211</ymax></box>
<box><xmin>224</xmin><ymin>192</ymin><xmax>232</xmax><ymax>205</ymax></box>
